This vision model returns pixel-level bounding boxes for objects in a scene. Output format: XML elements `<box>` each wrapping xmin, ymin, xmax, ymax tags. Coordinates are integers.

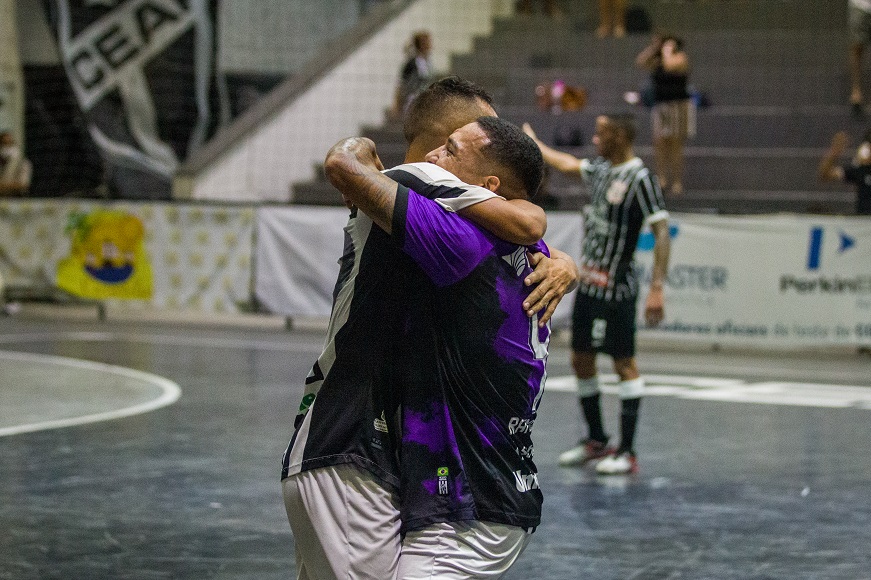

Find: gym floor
<box><xmin>1</xmin><ymin>312</ymin><xmax>869</xmax><ymax>580</ymax></box>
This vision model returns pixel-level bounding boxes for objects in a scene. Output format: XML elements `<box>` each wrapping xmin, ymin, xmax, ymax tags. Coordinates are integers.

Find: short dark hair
<box><xmin>404</xmin><ymin>76</ymin><xmax>494</xmax><ymax>144</ymax></box>
<box><xmin>605</xmin><ymin>113</ymin><xmax>637</xmax><ymax>143</ymax></box>
<box><xmin>412</xmin><ymin>31</ymin><xmax>431</xmax><ymax>52</ymax></box>
<box><xmin>476</xmin><ymin>116</ymin><xmax>544</xmax><ymax>199</ymax></box>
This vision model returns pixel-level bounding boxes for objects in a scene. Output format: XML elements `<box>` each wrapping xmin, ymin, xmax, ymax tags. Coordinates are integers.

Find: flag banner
<box><xmin>45</xmin><ymin>0</ymin><xmax>221</xmax><ymax>199</ymax></box>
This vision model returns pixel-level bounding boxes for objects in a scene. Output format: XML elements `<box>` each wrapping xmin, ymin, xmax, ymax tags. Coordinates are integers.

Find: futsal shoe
<box><xmin>595</xmin><ymin>451</ymin><xmax>639</xmax><ymax>475</ymax></box>
<box><xmin>558</xmin><ymin>439</ymin><xmax>613</xmax><ymax>467</ymax></box>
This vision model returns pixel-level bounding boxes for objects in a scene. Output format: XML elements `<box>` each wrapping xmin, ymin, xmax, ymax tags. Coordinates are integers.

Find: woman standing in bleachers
<box><xmin>636</xmin><ymin>34</ymin><xmax>693</xmax><ymax>196</ymax></box>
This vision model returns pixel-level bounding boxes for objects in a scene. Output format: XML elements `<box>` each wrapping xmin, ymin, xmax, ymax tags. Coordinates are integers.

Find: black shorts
<box><xmin>571</xmin><ymin>291</ymin><xmax>637</xmax><ymax>358</ymax></box>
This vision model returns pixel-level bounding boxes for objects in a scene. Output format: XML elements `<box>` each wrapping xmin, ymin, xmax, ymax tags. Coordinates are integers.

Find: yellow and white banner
<box><xmin>0</xmin><ymin>200</ymin><xmax>254</xmax><ymax>313</ymax></box>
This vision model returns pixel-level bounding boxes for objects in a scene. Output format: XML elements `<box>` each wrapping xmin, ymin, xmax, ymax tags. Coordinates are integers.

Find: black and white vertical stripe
<box><xmin>579</xmin><ymin>157</ymin><xmax>668</xmax><ymax>302</ymax></box>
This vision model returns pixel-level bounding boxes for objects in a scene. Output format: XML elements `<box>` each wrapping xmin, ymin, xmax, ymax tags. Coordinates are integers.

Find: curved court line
<box><xmin>0</xmin><ymin>350</ymin><xmax>181</xmax><ymax>437</ymax></box>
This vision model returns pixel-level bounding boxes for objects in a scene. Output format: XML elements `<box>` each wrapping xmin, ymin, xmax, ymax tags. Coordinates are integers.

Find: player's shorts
<box><xmin>282</xmin><ymin>464</ymin><xmax>401</xmax><ymax>580</ymax></box>
<box><xmin>571</xmin><ymin>291</ymin><xmax>637</xmax><ymax>359</ymax></box>
<box><xmin>397</xmin><ymin>520</ymin><xmax>533</xmax><ymax>579</ymax></box>
<box><xmin>850</xmin><ymin>4</ymin><xmax>871</xmax><ymax>44</ymax></box>
<box><xmin>652</xmin><ymin>99</ymin><xmax>695</xmax><ymax>140</ymax></box>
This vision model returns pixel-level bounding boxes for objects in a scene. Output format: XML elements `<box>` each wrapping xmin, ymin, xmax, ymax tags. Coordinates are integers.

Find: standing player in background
<box><xmin>325</xmin><ymin>115</ymin><xmax>557</xmax><ymax>579</ymax></box>
<box><xmin>524</xmin><ymin>114</ymin><xmax>670</xmax><ymax>475</ymax></box>
<box><xmin>282</xmin><ymin>78</ymin><xmax>578</xmax><ymax>580</ymax></box>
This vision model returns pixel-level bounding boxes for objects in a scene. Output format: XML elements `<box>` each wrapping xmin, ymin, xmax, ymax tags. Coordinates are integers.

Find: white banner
<box><xmin>633</xmin><ymin>214</ymin><xmax>871</xmax><ymax>346</ymax></box>
<box><xmin>255</xmin><ymin>206</ymin><xmax>348</xmax><ymax>317</ymax></box>
<box><xmin>253</xmin><ymin>208</ymin><xmax>871</xmax><ymax>346</ymax></box>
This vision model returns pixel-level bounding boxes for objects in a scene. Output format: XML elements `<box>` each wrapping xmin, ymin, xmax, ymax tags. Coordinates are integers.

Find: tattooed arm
<box><xmin>324</xmin><ymin>137</ymin><xmax>398</xmax><ymax>233</ymax></box>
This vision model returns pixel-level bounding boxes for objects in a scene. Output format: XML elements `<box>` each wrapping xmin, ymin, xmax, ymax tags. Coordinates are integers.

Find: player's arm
<box><xmin>635</xmin><ymin>34</ymin><xmax>662</xmax><ymax>70</ymax></box>
<box><xmin>522</xmin><ymin>123</ymin><xmax>583</xmax><ymax>177</ymax></box>
<box><xmin>522</xmin><ymin>247</ymin><xmax>580</xmax><ymax>326</ymax></box>
<box><xmin>645</xmin><ymin>218</ymin><xmax>671</xmax><ymax>327</ymax></box>
<box><xmin>324</xmin><ymin>137</ymin><xmax>396</xmax><ymax>233</ymax></box>
<box><xmin>819</xmin><ymin>131</ymin><xmax>847</xmax><ymax>182</ymax></box>
<box><xmin>457</xmin><ymin>197</ymin><xmax>546</xmax><ymax>245</ymax></box>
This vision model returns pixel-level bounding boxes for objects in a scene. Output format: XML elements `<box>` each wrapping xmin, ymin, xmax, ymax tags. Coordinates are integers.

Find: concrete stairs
<box><xmin>291</xmin><ymin>0</ymin><xmax>864</xmax><ymax>215</ymax></box>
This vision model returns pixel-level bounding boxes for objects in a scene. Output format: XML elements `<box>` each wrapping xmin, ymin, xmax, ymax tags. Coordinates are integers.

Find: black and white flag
<box><xmin>46</xmin><ymin>0</ymin><xmax>222</xmax><ymax>199</ymax></box>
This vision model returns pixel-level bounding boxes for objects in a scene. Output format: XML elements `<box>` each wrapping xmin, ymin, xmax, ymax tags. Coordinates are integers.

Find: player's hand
<box><xmin>523</xmin><ymin>252</ymin><xmax>577</xmax><ymax>327</ymax></box>
<box><xmin>644</xmin><ymin>286</ymin><xmax>665</xmax><ymax>327</ymax></box>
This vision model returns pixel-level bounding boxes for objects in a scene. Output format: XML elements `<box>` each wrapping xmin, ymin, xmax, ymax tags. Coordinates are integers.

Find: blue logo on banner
<box><xmin>807</xmin><ymin>227</ymin><xmax>823</xmax><ymax>270</ymax></box>
<box><xmin>637</xmin><ymin>224</ymin><xmax>679</xmax><ymax>251</ymax></box>
<box><xmin>807</xmin><ymin>227</ymin><xmax>856</xmax><ymax>271</ymax></box>
<box><xmin>839</xmin><ymin>232</ymin><xmax>855</xmax><ymax>254</ymax></box>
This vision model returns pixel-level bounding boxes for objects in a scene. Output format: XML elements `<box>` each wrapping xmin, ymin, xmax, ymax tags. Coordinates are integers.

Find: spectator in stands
<box><xmin>517</xmin><ymin>0</ymin><xmax>564</xmax><ymax>19</ymax></box>
<box><xmin>0</xmin><ymin>131</ymin><xmax>32</xmax><ymax>196</ymax></box>
<box><xmin>392</xmin><ymin>31</ymin><xmax>434</xmax><ymax>119</ymax></box>
<box><xmin>849</xmin><ymin>0</ymin><xmax>871</xmax><ymax>116</ymax></box>
<box><xmin>819</xmin><ymin>130</ymin><xmax>871</xmax><ymax>215</ymax></box>
<box><xmin>636</xmin><ymin>34</ymin><xmax>693</xmax><ymax>195</ymax></box>
<box><xmin>596</xmin><ymin>0</ymin><xmax>627</xmax><ymax>38</ymax></box>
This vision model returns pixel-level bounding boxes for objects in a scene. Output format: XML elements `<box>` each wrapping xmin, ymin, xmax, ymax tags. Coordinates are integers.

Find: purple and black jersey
<box><xmin>391</xmin><ymin>187</ymin><xmax>550</xmax><ymax>532</ymax></box>
<box><xmin>282</xmin><ymin>164</ymin><xmax>498</xmax><ymax>488</ymax></box>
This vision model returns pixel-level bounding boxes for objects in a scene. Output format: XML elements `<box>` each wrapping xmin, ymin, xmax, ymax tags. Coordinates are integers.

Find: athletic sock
<box><xmin>618</xmin><ymin>397</ymin><xmax>641</xmax><ymax>454</ymax></box>
<box><xmin>580</xmin><ymin>393</ymin><xmax>608</xmax><ymax>443</ymax></box>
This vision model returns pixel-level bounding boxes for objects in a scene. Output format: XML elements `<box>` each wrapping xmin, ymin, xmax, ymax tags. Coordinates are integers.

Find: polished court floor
<box><xmin>1</xmin><ymin>313</ymin><xmax>869</xmax><ymax>580</ymax></box>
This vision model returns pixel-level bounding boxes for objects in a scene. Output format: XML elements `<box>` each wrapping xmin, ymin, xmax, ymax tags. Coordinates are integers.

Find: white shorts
<box><xmin>397</xmin><ymin>520</ymin><xmax>533</xmax><ymax>580</ymax></box>
<box><xmin>282</xmin><ymin>464</ymin><xmax>401</xmax><ymax>580</ymax></box>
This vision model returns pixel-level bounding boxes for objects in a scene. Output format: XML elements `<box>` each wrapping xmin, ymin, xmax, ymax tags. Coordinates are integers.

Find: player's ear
<box><xmin>482</xmin><ymin>175</ymin><xmax>501</xmax><ymax>192</ymax></box>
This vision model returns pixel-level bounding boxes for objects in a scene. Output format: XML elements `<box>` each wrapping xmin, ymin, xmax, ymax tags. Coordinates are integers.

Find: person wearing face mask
<box><xmin>0</xmin><ymin>131</ymin><xmax>32</xmax><ymax>196</ymax></box>
<box><xmin>819</xmin><ymin>130</ymin><xmax>871</xmax><ymax>215</ymax></box>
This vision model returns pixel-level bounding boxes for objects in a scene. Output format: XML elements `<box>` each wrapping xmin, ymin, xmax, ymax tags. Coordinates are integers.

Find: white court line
<box><xmin>0</xmin><ymin>331</ymin><xmax>323</xmax><ymax>353</ymax></box>
<box><xmin>546</xmin><ymin>374</ymin><xmax>871</xmax><ymax>410</ymax></box>
<box><xmin>0</xmin><ymin>350</ymin><xmax>182</xmax><ymax>437</ymax></box>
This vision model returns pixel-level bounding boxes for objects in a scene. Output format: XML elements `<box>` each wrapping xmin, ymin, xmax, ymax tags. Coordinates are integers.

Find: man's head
<box><xmin>412</xmin><ymin>31</ymin><xmax>432</xmax><ymax>55</ymax></box>
<box><xmin>592</xmin><ymin>114</ymin><xmax>636</xmax><ymax>160</ymax></box>
<box><xmin>403</xmin><ymin>76</ymin><xmax>496</xmax><ymax>163</ymax></box>
<box><xmin>857</xmin><ymin>129</ymin><xmax>871</xmax><ymax>165</ymax></box>
<box><xmin>425</xmin><ymin>116</ymin><xmax>544</xmax><ymax>201</ymax></box>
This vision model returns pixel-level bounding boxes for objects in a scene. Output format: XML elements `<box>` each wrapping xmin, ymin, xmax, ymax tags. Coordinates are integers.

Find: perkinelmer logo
<box><xmin>806</xmin><ymin>226</ymin><xmax>855</xmax><ymax>271</ymax></box>
<box><xmin>781</xmin><ymin>227</ymin><xmax>869</xmax><ymax>295</ymax></box>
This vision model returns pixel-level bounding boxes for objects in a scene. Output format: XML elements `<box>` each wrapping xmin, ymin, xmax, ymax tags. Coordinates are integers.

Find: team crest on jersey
<box><xmin>606</xmin><ymin>179</ymin><xmax>629</xmax><ymax>204</ymax></box>
<box><xmin>437</xmin><ymin>467</ymin><xmax>449</xmax><ymax>496</ymax></box>
<box><xmin>373</xmin><ymin>411</ymin><xmax>389</xmax><ymax>433</ymax></box>
<box><xmin>502</xmin><ymin>247</ymin><xmax>529</xmax><ymax>276</ymax></box>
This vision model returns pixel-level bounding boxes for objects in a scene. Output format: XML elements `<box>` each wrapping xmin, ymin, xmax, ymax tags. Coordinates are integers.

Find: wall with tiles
<box><xmin>217</xmin><ymin>0</ymin><xmax>361</xmax><ymax>76</ymax></box>
<box><xmin>1</xmin><ymin>0</ymin><xmax>24</xmax><ymax>142</ymax></box>
<box><xmin>190</xmin><ymin>0</ymin><xmax>512</xmax><ymax>202</ymax></box>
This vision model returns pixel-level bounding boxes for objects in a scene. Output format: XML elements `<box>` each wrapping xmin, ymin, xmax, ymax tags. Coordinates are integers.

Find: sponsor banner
<box><xmin>0</xmin><ymin>199</ymin><xmax>253</xmax><ymax>312</ymax></box>
<box><xmin>633</xmin><ymin>214</ymin><xmax>871</xmax><ymax>346</ymax></box>
<box><xmin>45</xmin><ymin>0</ymin><xmax>221</xmax><ymax>199</ymax></box>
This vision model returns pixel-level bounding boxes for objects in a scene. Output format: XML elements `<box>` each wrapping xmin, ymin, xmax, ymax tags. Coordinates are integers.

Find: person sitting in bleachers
<box><xmin>819</xmin><ymin>130</ymin><xmax>871</xmax><ymax>215</ymax></box>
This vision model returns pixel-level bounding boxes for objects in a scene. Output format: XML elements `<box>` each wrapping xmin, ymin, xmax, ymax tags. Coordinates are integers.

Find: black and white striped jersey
<box><xmin>281</xmin><ymin>163</ymin><xmax>497</xmax><ymax>489</ymax></box>
<box><xmin>577</xmin><ymin>156</ymin><xmax>668</xmax><ymax>302</ymax></box>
